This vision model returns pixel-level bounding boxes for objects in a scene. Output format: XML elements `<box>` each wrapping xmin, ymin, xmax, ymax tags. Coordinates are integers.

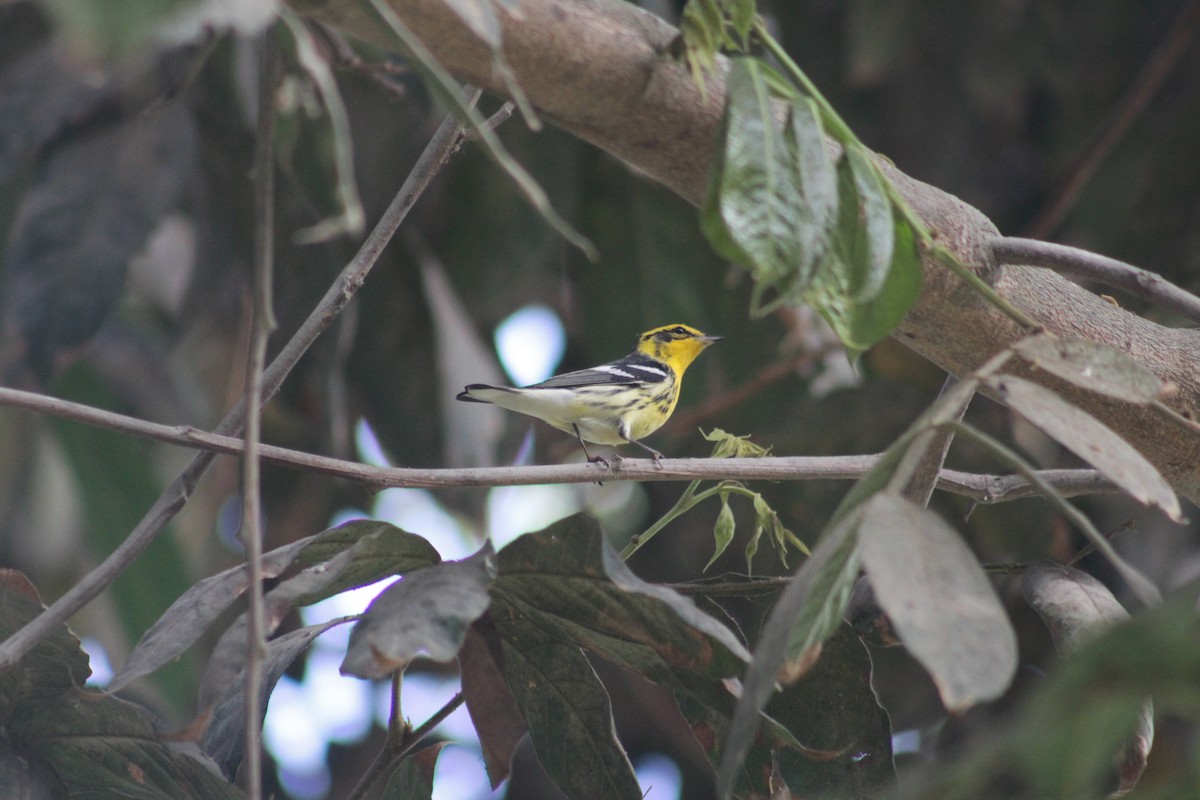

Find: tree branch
<box><xmin>991</xmin><ymin>237</ymin><xmax>1200</xmax><ymax>325</ymax></box>
<box><xmin>0</xmin><ymin>384</ymin><xmax>1117</xmax><ymax>503</ymax></box>
<box><xmin>290</xmin><ymin>0</ymin><xmax>1200</xmax><ymax>501</ymax></box>
<box><xmin>241</xmin><ymin>34</ymin><xmax>279</xmax><ymax>800</ymax></box>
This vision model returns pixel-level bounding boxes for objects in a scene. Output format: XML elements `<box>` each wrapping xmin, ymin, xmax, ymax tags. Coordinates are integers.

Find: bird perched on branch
<box><xmin>457</xmin><ymin>324</ymin><xmax>721</xmax><ymax>464</ymax></box>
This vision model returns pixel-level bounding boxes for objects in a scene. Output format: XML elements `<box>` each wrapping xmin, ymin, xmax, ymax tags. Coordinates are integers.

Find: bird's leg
<box><xmin>573</xmin><ymin>424</ymin><xmax>609</xmax><ymax>468</ymax></box>
<box><xmin>619</xmin><ymin>425</ymin><xmax>664</xmax><ymax>468</ymax></box>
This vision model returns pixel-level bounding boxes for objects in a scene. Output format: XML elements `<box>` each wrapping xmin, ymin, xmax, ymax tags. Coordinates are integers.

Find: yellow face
<box><xmin>635</xmin><ymin>324</ymin><xmax>722</xmax><ymax>375</ymax></box>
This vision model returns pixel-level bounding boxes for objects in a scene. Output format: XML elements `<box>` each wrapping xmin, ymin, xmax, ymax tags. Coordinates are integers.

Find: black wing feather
<box><xmin>529</xmin><ymin>353</ymin><xmax>670</xmax><ymax>389</ymax></box>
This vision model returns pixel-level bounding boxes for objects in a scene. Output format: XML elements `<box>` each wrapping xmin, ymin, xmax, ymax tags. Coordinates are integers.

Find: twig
<box><xmin>242</xmin><ymin>37</ymin><xmax>279</xmax><ymax>800</ymax></box>
<box><xmin>991</xmin><ymin>236</ymin><xmax>1200</xmax><ymax>324</ymax></box>
<box><xmin>1025</xmin><ymin>0</ymin><xmax>1200</xmax><ymax>238</ymax></box>
<box><xmin>0</xmin><ymin>99</ymin><xmax>479</xmax><ymax>671</ymax></box>
<box><xmin>345</xmin><ymin>691</ymin><xmax>466</xmax><ymax>800</ymax></box>
<box><xmin>0</xmin><ymin>384</ymin><xmax>1122</xmax><ymax>502</ymax></box>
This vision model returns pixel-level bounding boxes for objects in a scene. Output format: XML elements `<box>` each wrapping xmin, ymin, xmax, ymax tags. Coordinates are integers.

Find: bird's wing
<box><xmin>529</xmin><ymin>354</ymin><xmax>671</xmax><ymax>389</ymax></box>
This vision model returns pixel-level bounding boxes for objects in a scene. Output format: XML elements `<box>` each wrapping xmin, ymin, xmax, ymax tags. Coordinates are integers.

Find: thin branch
<box><xmin>242</xmin><ymin>36</ymin><xmax>279</xmax><ymax>800</ymax></box>
<box><xmin>346</xmin><ymin>691</ymin><xmax>466</xmax><ymax>800</ymax></box>
<box><xmin>0</xmin><ymin>384</ymin><xmax>1121</xmax><ymax>502</ymax></box>
<box><xmin>992</xmin><ymin>236</ymin><xmax>1200</xmax><ymax>324</ymax></box>
<box><xmin>1025</xmin><ymin>0</ymin><xmax>1200</xmax><ymax>238</ymax></box>
<box><xmin>0</xmin><ymin>99</ymin><xmax>478</xmax><ymax>671</ymax></box>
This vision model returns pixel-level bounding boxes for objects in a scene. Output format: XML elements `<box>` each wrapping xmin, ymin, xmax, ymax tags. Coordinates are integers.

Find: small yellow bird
<box><xmin>457</xmin><ymin>324</ymin><xmax>722</xmax><ymax>463</ymax></box>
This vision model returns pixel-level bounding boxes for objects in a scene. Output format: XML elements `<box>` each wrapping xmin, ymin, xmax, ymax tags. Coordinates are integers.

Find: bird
<box><xmin>457</xmin><ymin>324</ymin><xmax>722</xmax><ymax>464</ymax></box>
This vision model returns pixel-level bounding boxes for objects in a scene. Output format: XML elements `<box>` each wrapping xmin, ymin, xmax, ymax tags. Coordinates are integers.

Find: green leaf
<box><xmin>41</xmin><ymin>0</ymin><xmax>195</xmax><ymax>56</ymax></box>
<box><xmin>492</xmin><ymin>515</ymin><xmax>751</xmax><ymax>684</ymax></box>
<box><xmin>114</xmin><ymin>520</ymin><xmax>439</xmax><ymax>694</ymax></box>
<box><xmin>380</xmin><ymin>742</ymin><xmax>449</xmax><ymax>800</ymax></box>
<box><xmin>717</xmin><ymin>509</ymin><xmax>861</xmax><ymax>799</ymax></box>
<box><xmin>785</xmin><ymin>96</ymin><xmax>840</xmax><ymax>289</ymax></box>
<box><xmin>491</xmin><ymin>625</ymin><xmax>642</xmax><ymax>800</ymax></box>
<box><xmin>804</xmin><ymin>162</ymin><xmax>922</xmax><ymax>351</ymax></box>
<box><xmin>340</xmin><ymin>545</ymin><xmax>496</xmax><ymax>679</ymax></box>
<box><xmin>702</xmin><ymin>427</ymin><xmax>772</xmax><ymax>458</ymax></box>
<box><xmin>704</xmin><ymin>495</ymin><xmax>736</xmax><ymax>572</ymax></box>
<box><xmin>51</xmin><ymin>364</ymin><xmax>194</xmax><ymax>709</ymax></box>
<box><xmin>770</xmin><ymin>624</ymin><xmax>896</xmax><ymax>798</ymax></box>
<box><xmin>293</xmin><ymin>519</ymin><xmax>443</xmax><ymax>599</ymax></box>
<box><xmin>677</xmin><ymin>0</ymin><xmax>757</xmax><ymax>82</ymax></box>
<box><xmin>703</xmin><ymin>59</ymin><xmax>807</xmax><ymax>287</ymax></box>
<box><xmin>0</xmin><ymin>571</ymin><xmax>91</xmax><ymax>721</ymax></box>
<box><xmin>202</xmin><ymin>619</ymin><xmax>348</xmax><ymax>779</ymax></box>
<box><xmin>858</xmin><ymin>494</ymin><xmax>1017</xmax><ymax>711</ymax></box>
<box><xmin>845</xmin><ymin>147</ymin><xmax>895</xmax><ymax>300</ymax></box>
<box><xmin>10</xmin><ymin>687</ymin><xmax>242</xmax><ymax>799</ymax></box>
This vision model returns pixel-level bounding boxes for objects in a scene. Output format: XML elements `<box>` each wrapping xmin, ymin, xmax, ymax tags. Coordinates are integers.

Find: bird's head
<box><xmin>636</xmin><ymin>324</ymin><xmax>722</xmax><ymax>375</ymax></box>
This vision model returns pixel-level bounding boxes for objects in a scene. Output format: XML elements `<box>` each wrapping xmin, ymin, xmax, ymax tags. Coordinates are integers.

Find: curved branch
<box><xmin>991</xmin><ymin>237</ymin><xmax>1200</xmax><ymax>325</ymax></box>
<box><xmin>290</xmin><ymin>0</ymin><xmax>1200</xmax><ymax>500</ymax></box>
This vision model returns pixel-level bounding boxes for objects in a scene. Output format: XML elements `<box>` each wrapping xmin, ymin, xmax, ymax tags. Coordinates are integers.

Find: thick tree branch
<box><xmin>291</xmin><ymin>0</ymin><xmax>1200</xmax><ymax>501</ymax></box>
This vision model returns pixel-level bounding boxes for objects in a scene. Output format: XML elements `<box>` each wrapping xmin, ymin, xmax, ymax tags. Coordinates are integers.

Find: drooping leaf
<box><xmin>988</xmin><ymin>374</ymin><xmax>1182</xmax><ymax>521</ymax></box>
<box><xmin>703</xmin><ymin>59</ymin><xmax>807</xmax><ymax>291</ymax></box>
<box><xmin>201</xmin><ymin>619</ymin><xmax>348</xmax><ymax>779</ymax></box>
<box><xmin>108</xmin><ymin>537</ymin><xmax>312</xmax><ymax>694</ymax></box>
<box><xmin>459</xmin><ymin>623</ymin><xmax>528</xmax><ymax>789</ymax></box>
<box><xmin>491</xmin><ymin>515</ymin><xmax>752</xmax><ymax>797</ymax></box>
<box><xmin>495</xmin><ymin>628</ymin><xmax>641</xmax><ymax>800</ymax></box>
<box><xmin>858</xmin><ymin>493</ymin><xmax>1017</xmax><ymax>711</ymax></box>
<box><xmin>804</xmin><ymin>162</ymin><xmax>922</xmax><ymax>352</ymax></box>
<box><xmin>705</xmin><ymin>495</ymin><xmax>736</xmax><ymax>572</ymax></box>
<box><xmin>341</xmin><ymin>545</ymin><xmax>496</xmax><ymax>679</ymax></box>
<box><xmin>785</xmin><ymin>96</ymin><xmax>840</xmax><ymax>290</ymax></box>
<box><xmin>844</xmin><ymin>147</ymin><xmax>894</xmax><ymax>301</ymax></box>
<box><xmin>114</xmin><ymin>520</ymin><xmax>437</xmax><ymax>694</ymax></box>
<box><xmin>492</xmin><ymin>514</ymin><xmax>751</xmax><ymax>686</ymax></box>
<box><xmin>770</xmin><ymin>623</ymin><xmax>895</xmax><ymax>798</ymax></box>
<box><xmin>1012</xmin><ymin>334</ymin><xmax>1164</xmax><ymax>404</ymax></box>
<box><xmin>715</xmin><ymin>411</ymin><xmax>959</xmax><ymax>799</ymax></box>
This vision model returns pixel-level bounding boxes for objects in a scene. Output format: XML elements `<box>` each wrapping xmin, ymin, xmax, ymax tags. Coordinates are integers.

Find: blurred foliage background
<box><xmin>1</xmin><ymin>0</ymin><xmax>1198</xmax><ymax>797</ymax></box>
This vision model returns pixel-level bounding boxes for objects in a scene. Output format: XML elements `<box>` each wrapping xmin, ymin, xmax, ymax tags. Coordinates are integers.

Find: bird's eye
<box><xmin>671</xmin><ymin>326</ymin><xmax>688</xmax><ymax>335</ymax></box>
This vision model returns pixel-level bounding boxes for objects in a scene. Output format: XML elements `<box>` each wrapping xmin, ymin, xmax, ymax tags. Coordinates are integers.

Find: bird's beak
<box><xmin>698</xmin><ymin>335</ymin><xmax>723</xmax><ymax>345</ymax></box>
